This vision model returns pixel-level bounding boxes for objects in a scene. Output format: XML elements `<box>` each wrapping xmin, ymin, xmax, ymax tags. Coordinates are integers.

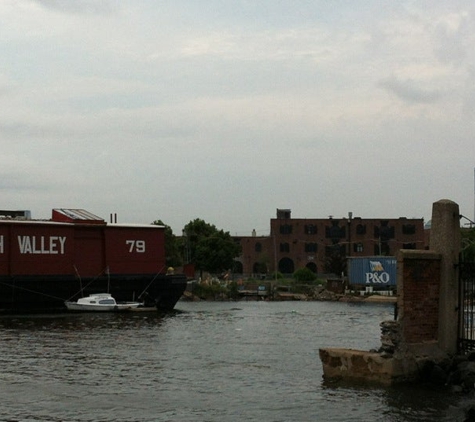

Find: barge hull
<box><xmin>0</xmin><ymin>273</ymin><xmax>186</xmax><ymax>313</ymax></box>
<box><xmin>0</xmin><ymin>208</ymin><xmax>187</xmax><ymax>314</ymax></box>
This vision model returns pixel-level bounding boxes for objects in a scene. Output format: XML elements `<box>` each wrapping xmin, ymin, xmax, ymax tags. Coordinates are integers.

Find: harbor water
<box><xmin>0</xmin><ymin>300</ymin><xmax>469</xmax><ymax>421</ymax></box>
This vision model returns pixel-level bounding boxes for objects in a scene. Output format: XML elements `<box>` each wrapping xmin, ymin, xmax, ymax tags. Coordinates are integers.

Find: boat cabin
<box><xmin>77</xmin><ymin>294</ymin><xmax>117</xmax><ymax>305</ymax></box>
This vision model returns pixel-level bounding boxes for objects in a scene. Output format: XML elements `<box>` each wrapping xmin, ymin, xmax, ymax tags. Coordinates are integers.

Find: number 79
<box><xmin>126</xmin><ymin>240</ymin><xmax>146</xmax><ymax>253</ymax></box>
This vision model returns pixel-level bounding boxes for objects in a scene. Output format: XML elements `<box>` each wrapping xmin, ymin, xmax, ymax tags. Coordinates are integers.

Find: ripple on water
<box><xmin>0</xmin><ymin>301</ymin><xmax>466</xmax><ymax>421</ymax></box>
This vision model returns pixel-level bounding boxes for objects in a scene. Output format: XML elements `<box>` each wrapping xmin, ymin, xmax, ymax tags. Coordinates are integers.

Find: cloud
<box><xmin>378</xmin><ymin>76</ymin><xmax>442</xmax><ymax>104</ymax></box>
<box><xmin>29</xmin><ymin>0</ymin><xmax>117</xmax><ymax>15</ymax></box>
<box><xmin>177</xmin><ymin>27</ymin><xmax>340</xmax><ymax>62</ymax></box>
<box><xmin>1</xmin><ymin>1</ymin><xmax>475</xmax><ymax>232</ymax></box>
<box><xmin>433</xmin><ymin>11</ymin><xmax>474</xmax><ymax>65</ymax></box>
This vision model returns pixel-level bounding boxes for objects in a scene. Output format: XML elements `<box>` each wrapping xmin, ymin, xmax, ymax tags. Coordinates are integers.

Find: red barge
<box><xmin>0</xmin><ymin>209</ymin><xmax>187</xmax><ymax>313</ymax></box>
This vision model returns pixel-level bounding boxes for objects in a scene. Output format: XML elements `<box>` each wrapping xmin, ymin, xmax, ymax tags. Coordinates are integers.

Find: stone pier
<box><xmin>319</xmin><ymin>199</ymin><xmax>461</xmax><ymax>384</ymax></box>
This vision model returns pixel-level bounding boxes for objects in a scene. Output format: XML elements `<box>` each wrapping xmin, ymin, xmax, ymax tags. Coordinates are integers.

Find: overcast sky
<box><xmin>1</xmin><ymin>0</ymin><xmax>475</xmax><ymax>235</ymax></box>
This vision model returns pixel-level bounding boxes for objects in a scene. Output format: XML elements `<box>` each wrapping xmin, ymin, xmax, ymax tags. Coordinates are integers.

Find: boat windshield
<box><xmin>98</xmin><ymin>299</ymin><xmax>116</xmax><ymax>305</ymax></box>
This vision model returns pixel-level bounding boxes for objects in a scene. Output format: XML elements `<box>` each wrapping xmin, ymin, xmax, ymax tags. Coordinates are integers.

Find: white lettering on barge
<box><xmin>17</xmin><ymin>236</ymin><xmax>66</xmax><ymax>254</ymax></box>
<box><xmin>126</xmin><ymin>240</ymin><xmax>146</xmax><ymax>253</ymax></box>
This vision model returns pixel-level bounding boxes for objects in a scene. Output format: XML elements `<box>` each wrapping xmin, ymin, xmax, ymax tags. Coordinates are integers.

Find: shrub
<box><xmin>193</xmin><ymin>282</ymin><xmax>225</xmax><ymax>300</ymax></box>
<box><xmin>293</xmin><ymin>267</ymin><xmax>317</xmax><ymax>283</ymax></box>
<box><xmin>271</xmin><ymin>271</ymin><xmax>284</xmax><ymax>280</ymax></box>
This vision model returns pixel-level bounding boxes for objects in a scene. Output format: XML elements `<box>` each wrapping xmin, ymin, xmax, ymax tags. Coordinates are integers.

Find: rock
<box><xmin>453</xmin><ymin>354</ymin><xmax>469</xmax><ymax>368</ymax></box>
<box><xmin>379</xmin><ymin>320</ymin><xmax>401</xmax><ymax>355</ymax></box>
<box><xmin>447</xmin><ymin>361</ymin><xmax>475</xmax><ymax>392</ymax></box>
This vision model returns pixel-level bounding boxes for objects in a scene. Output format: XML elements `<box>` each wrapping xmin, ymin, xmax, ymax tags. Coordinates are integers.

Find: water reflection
<box><xmin>0</xmin><ymin>310</ymin><xmax>176</xmax><ymax>331</ymax></box>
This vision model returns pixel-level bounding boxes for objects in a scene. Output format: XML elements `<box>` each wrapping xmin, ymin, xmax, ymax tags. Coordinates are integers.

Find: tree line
<box><xmin>153</xmin><ymin>218</ymin><xmax>475</xmax><ymax>279</ymax></box>
<box><xmin>152</xmin><ymin>218</ymin><xmax>241</xmax><ymax>275</ymax></box>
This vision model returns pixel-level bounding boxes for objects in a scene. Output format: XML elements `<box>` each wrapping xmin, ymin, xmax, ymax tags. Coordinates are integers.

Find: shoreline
<box><xmin>181</xmin><ymin>291</ymin><xmax>397</xmax><ymax>304</ymax></box>
<box><xmin>362</xmin><ymin>295</ymin><xmax>397</xmax><ymax>303</ymax></box>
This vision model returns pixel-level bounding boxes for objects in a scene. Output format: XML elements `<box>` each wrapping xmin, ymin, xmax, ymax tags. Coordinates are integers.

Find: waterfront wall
<box><xmin>397</xmin><ymin>250</ymin><xmax>441</xmax><ymax>345</ymax></box>
<box><xmin>320</xmin><ymin>199</ymin><xmax>461</xmax><ymax>384</ymax></box>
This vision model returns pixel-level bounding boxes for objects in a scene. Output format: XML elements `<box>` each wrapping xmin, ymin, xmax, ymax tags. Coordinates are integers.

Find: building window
<box><xmin>402</xmin><ymin>224</ymin><xmax>416</xmax><ymax>235</ymax></box>
<box><xmin>280</xmin><ymin>243</ymin><xmax>290</xmax><ymax>253</ymax></box>
<box><xmin>280</xmin><ymin>224</ymin><xmax>293</xmax><ymax>234</ymax></box>
<box><xmin>304</xmin><ymin>224</ymin><xmax>317</xmax><ymax>235</ymax></box>
<box><xmin>356</xmin><ymin>224</ymin><xmax>366</xmax><ymax>235</ymax></box>
<box><xmin>375</xmin><ymin>221</ymin><xmax>394</xmax><ymax>241</ymax></box>
<box><xmin>255</xmin><ymin>242</ymin><xmax>262</xmax><ymax>252</ymax></box>
<box><xmin>402</xmin><ymin>242</ymin><xmax>416</xmax><ymax>249</ymax></box>
<box><xmin>278</xmin><ymin>257</ymin><xmax>294</xmax><ymax>274</ymax></box>
<box><xmin>305</xmin><ymin>243</ymin><xmax>317</xmax><ymax>253</ymax></box>
<box><xmin>374</xmin><ymin>242</ymin><xmax>391</xmax><ymax>256</ymax></box>
<box><xmin>325</xmin><ymin>221</ymin><xmax>346</xmax><ymax>239</ymax></box>
<box><xmin>353</xmin><ymin>243</ymin><xmax>364</xmax><ymax>253</ymax></box>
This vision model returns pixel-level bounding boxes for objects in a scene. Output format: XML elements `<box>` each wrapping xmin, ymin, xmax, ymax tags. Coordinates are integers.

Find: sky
<box><xmin>1</xmin><ymin>0</ymin><xmax>475</xmax><ymax>235</ymax></box>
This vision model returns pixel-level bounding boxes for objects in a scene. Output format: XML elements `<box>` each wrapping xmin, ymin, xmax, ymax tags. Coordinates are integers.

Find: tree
<box><xmin>152</xmin><ymin>220</ymin><xmax>182</xmax><ymax>268</ymax></box>
<box><xmin>325</xmin><ymin>251</ymin><xmax>347</xmax><ymax>276</ymax></box>
<box><xmin>183</xmin><ymin>219</ymin><xmax>241</xmax><ymax>274</ymax></box>
<box><xmin>182</xmin><ymin>218</ymin><xmax>217</xmax><ymax>264</ymax></box>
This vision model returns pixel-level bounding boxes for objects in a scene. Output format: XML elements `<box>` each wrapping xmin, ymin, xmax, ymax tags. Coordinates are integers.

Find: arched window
<box><xmin>356</xmin><ymin>224</ymin><xmax>366</xmax><ymax>235</ymax></box>
<box><xmin>278</xmin><ymin>258</ymin><xmax>294</xmax><ymax>274</ymax></box>
<box><xmin>306</xmin><ymin>262</ymin><xmax>317</xmax><ymax>273</ymax></box>
<box><xmin>304</xmin><ymin>224</ymin><xmax>317</xmax><ymax>234</ymax></box>
<box><xmin>253</xmin><ymin>262</ymin><xmax>267</xmax><ymax>274</ymax></box>
<box><xmin>233</xmin><ymin>261</ymin><xmax>243</xmax><ymax>274</ymax></box>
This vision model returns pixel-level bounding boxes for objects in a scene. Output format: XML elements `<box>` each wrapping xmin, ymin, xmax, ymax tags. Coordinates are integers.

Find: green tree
<box><xmin>183</xmin><ymin>219</ymin><xmax>241</xmax><ymax>274</ymax></box>
<box><xmin>152</xmin><ymin>220</ymin><xmax>182</xmax><ymax>268</ymax></box>
<box><xmin>325</xmin><ymin>251</ymin><xmax>347</xmax><ymax>276</ymax></box>
<box><xmin>293</xmin><ymin>267</ymin><xmax>317</xmax><ymax>283</ymax></box>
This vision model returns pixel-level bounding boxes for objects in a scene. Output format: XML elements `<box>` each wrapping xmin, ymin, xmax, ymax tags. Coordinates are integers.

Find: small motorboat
<box><xmin>65</xmin><ymin>293</ymin><xmax>142</xmax><ymax>312</ymax></box>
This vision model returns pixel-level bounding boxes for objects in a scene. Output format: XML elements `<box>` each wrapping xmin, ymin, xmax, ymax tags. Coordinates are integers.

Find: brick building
<box><xmin>233</xmin><ymin>209</ymin><xmax>425</xmax><ymax>277</ymax></box>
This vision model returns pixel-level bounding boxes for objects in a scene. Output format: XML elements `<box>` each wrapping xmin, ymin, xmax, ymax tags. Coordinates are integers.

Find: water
<box><xmin>0</xmin><ymin>301</ymin><xmax>468</xmax><ymax>421</ymax></box>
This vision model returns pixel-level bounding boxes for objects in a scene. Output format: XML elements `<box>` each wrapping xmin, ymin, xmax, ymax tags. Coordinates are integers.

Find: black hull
<box><xmin>0</xmin><ymin>273</ymin><xmax>187</xmax><ymax>314</ymax></box>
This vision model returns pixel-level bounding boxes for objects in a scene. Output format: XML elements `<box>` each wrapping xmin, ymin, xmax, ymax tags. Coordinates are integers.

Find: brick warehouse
<box><xmin>233</xmin><ymin>209</ymin><xmax>426</xmax><ymax>277</ymax></box>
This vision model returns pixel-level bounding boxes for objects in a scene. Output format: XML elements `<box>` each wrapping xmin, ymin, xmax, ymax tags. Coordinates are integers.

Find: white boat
<box><xmin>65</xmin><ymin>293</ymin><xmax>142</xmax><ymax>312</ymax></box>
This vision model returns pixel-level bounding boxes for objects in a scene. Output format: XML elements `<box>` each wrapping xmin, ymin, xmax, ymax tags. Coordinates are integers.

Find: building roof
<box><xmin>52</xmin><ymin>208</ymin><xmax>105</xmax><ymax>224</ymax></box>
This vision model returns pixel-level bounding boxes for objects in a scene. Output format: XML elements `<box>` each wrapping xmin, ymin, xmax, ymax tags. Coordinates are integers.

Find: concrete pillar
<box><xmin>429</xmin><ymin>199</ymin><xmax>461</xmax><ymax>355</ymax></box>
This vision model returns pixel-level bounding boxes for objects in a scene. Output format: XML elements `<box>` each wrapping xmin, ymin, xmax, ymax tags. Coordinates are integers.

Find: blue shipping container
<box><xmin>348</xmin><ymin>257</ymin><xmax>397</xmax><ymax>286</ymax></box>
